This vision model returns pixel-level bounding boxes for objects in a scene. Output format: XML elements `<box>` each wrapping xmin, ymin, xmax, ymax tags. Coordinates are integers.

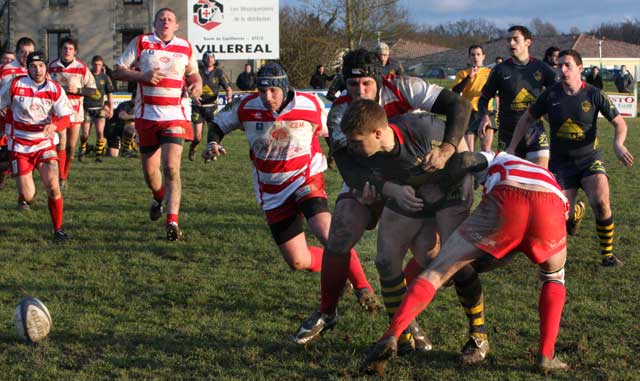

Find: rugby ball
<box><xmin>13</xmin><ymin>297</ymin><xmax>52</xmax><ymax>343</ymax></box>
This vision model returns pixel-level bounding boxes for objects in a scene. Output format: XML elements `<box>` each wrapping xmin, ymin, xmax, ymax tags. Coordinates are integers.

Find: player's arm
<box><xmin>185</xmin><ymin>55</ymin><xmax>203</xmax><ymax>99</ymax></box>
<box><xmin>220</xmin><ymin>72</ymin><xmax>233</xmax><ymax>101</ymax></box>
<box><xmin>477</xmin><ymin>67</ymin><xmax>500</xmax><ymax>138</ymax></box>
<box><xmin>451</xmin><ymin>70</ymin><xmax>470</xmax><ymax>94</ymax></box>
<box><xmin>508</xmin><ymin>89</ymin><xmax>548</xmax><ymax>154</ymax></box>
<box><xmin>50</xmin><ymin>87</ymin><xmax>74</xmax><ymax>133</ymax></box>
<box><xmin>595</xmin><ymin>90</ymin><xmax>633</xmax><ymax>166</ymax></box>
<box><xmin>112</xmin><ymin>37</ymin><xmax>166</xmax><ymax>85</ymax></box>
<box><xmin>202</xmin><ymin>96</ymin><xmax>245</xmax><ymax>161</ymax></box>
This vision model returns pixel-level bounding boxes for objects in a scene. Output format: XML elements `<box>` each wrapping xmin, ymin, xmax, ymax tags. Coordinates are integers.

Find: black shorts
<box><xmin>84</xmin><ymin>107</ymin><xmax>107</xmax><ymax>121</ymax></box>
<box><xmin>550</xmin><ymin>150</ymin><xmax>607</xmax><ymax>190</ymax></box>
<box><xmin>385</xmin><ymin>182</ymin><xmax>465</xmax><ymax>219</ymax></box>
<box><xmin>191</xmin><ymin>105</ymin><xmax>216</xmax><ymax>124</ymax></box>
<box><xmin>104</xmin><ymin>122</ymin><xmax>124</xmax><ymax>149</ymax></box>
<box><xmin>466</xmin><ymin>110</ymin><xmax>496</xmax><ymax>135</ymax></box>
<box><xmin>268</xmin><ymin>197</ymin><xmax>329</xmax><ymax>245</ymax></box>
<box><xmin>336</xmin><ymin>187</ymin><xmax>385</xmax><ymax>230</ymax></box>
<box><xmin>498</xmin><ymin>121</ymin><xmax>549</xmax><ymax>160</ymax></box>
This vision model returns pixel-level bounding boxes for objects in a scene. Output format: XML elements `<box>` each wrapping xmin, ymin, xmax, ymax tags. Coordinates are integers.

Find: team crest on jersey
<box><xmin>533</xmin><ymin>70</ymin><xmax>542</xmax><ymax>82</ymax></box>
<box><xmin>581</xmin><ymin>101</ymin><xmax>591</xmax><ymax>112</ymax></box>
<box><xmin>193</xmin><ymin>0</ymin><xmax>223</xmax><ymax>31</ymax></box>
<box><xmin>557</xmin><ymin>118</ymin><xmax>584</xmax><ymax>140</ymax></box>
<box><xmin>511</xmin><ymin>88</ymin><xmax>536</xmax><ymax>111</ymax></box>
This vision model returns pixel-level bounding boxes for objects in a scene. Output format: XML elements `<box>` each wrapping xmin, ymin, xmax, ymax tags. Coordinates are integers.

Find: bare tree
<box><xmin>591</xmin><ymin>19</ymin><xmax>640</xmax><ymax>44</ymax></box>
<box><xmin>530</xmin><ymin>18</ymin><xmax>559</xmax><ymax>36</ymax></box>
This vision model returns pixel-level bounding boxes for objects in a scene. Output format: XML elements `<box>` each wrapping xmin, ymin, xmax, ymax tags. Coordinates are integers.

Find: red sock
<box><xmin>152</xmin><ymin>186</ymin><xmax>166</xmax><ymax>202</ymax></box>
<box><xmin>166</xmin><ymin>213</ymin><xmax>178</xmax><ymax>225</ymax></box>
<box><xmin>538</xmin><ymin>282</ymin><xmax>566</xmax><ymax>358</ymax></box>
<box><xmin>319</xmin><ymin>252</ymin><xmax>350</xmax><ymax>315</ymax></box>
<box><xmin>404</xmin><ymin>257</ymin><xmax>424</xmax><ymax>287</ymax></box>
<box><xmin>385</xmin><ymin>277</ymin><xmax>436</xmax><ymax>339</ymax></box>
<box><xmin>63</xmin><ymin>151</ymin><xmax>73</xmax><ymax>179</ymax></box>
<box><xmin>57</xmin><ymin>150</ymin><xmax>67</xmax><ymax>180</ymax></box>
<box><xmin>307</xmin><ymin>246</ymin><xmax>324</xmax><ymax>272</ymax></box>
<box><xmin>347</xmin><ymin>248</ymin><xmax>372</xmax><ymax>291</ymax></box>
<box><xmin>48</xmin><ymin>197</ymin><xmax>64</xmax><ymax>231</ymax></box>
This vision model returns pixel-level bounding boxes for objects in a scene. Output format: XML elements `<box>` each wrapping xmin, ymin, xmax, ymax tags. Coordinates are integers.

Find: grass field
<box><xmin>0</xmin><ymin>118</ymin><xmax>638</xmax><ymax>380</ymax></box>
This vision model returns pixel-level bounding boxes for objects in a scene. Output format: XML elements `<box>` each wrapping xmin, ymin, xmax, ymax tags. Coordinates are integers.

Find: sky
<box><xmin>280</xmin><ymin>0</ymin><xmax>639</xmax><ymax>33</ymax></box>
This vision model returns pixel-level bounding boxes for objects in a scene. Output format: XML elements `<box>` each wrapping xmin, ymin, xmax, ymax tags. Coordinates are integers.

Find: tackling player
<box><xmin>189</xmin><ymin>51</ymin><xmax>232</xmax><ymax>161</ymax></box>
<box><xmin>79</xmin><ymin>55</ymin><xmax>114</xmax><ymax>162</ymax></box>
<box><xmin>477</xmin><ymin>25</ymin><xmax>557</xmax><ymax>167</ymax></box>
<box><xmin>201</xmin><ymin>62</ymin><xmax>375</xmax><ymax>306</ymax></box>
<box><xmin>362</xmin><ymin>151</ymin><xmax>570</xmax><ymax>375</ymax></box>
<box><xmin>113</xmin><ymin>7</ymin><xmax>203</xmax><ymax>241</ymax></box>
<box><xmin>294</xmin><ymin>49</ymin><xmax>490</xmax><ymax>364</ymax></box>
<box><xmin>48</xmin><ymin>36</ymin><xmax>98</xmax><ymax>189</ymax></box>
<box><xmin>0</xmin><ymin>51</ymin><xmax>74</xmax><ymax>239</ymax></box>
<box><xmin>508</xmin><ymin>49</ymin><xmax>633</xmax><ymax>267</ymax></box>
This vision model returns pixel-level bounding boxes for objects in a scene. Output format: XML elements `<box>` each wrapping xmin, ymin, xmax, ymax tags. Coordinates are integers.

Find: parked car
<box><xmin>424</xmin><ymin>67</ymin><xmax>457</xmax><ymax>80</ymax></box>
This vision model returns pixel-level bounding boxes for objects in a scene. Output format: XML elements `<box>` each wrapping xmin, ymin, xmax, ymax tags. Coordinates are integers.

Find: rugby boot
<box><xmin>407</xmin><ymin>320</ymin><xmax>432</xmax><ymax>352</ymax></box>
<box><xmin>292</xmin><ymin>310</ymin><xmax>337</xmax><ymax>345</ymax></box>
<box><xmin>601</xmin><ymin>255</ymin><xmax>623</xmax><ymax>267</ymax></box>
<box><xmin>166</xmin><ymin>222</ymin><xmax>183</xmax><ymax>241</ymax></box>
<box><xmin>354</xmin><ymin>287</ymin><xmax>382</xmax><ymax>313</ymax></box>
<box><xmin>188</xmin><ymin>142</ymin><xmax>199</xmax><ymax>162</ymax></box>
<box><xmin>566</xmin><ymin>201</ymin><xmax>585</xmax><ymax>235</ymax></box>
<box><xmin>150</xmin><ymin>199</ymin><xmax>163</xmax><ymax>221</ymax></box>
<box><xmin>53</xmin><ymin>229</ymin><xmax>70</xmax><ymax>242</ymax></box>
<box><xmin>361</xmin><ymin>336</ymin><xmax>397</xmax><ymax>376</ymax></box>
<box><xmin>536</xmin><ymin>354</ymin><xmax>569</xmax><ymax>374</ymax></box>
<box><xmin>460</xmin><ymin>334</ymin><xmax>490</xmax><ymax>365</ymax></box>
<box><xmin>17</xmin><ymin>200</ymin><xmax>31</xmax><ymax>211</ymax></box>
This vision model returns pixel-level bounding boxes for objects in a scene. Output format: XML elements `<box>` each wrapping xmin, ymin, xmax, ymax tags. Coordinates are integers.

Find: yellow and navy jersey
<box><xmin>529</xmin><ymin>81</ymin><xmax>619</xmax><ymax>157</ymax></box>
<box><xmin>200</xmin><ymin>66</ymin><xmax>230</xmax><ymax>105</ymax></box>
<box><xmin>84</xmin><ymin>72</ymin><xmax>114</xmax><ymax>109</ymax></box>
<box><xmin>452</xmin><ymin>67</ymin><xmax>493</xmax><ymax>111</ymax></box>
<box><xmin>355</xmin><ymin>112</ymin><xmax>445</xmax><ymax>186</ymax></box>
<box><xmin>479</xmin><ymin>57</ymin><xmax>557</xmax><ymax>133</ymax></box>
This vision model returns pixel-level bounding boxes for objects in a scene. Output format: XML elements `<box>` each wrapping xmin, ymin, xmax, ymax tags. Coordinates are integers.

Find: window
<box><xmin>49</xmin><ymin>0</ymin><xmax>69</xmax><ymax>5</ymax></box>
<box><xmin>122</xmin><ymin>29</ymin><xmax>143</xmax><ymax>51</ymax></box>
<box><xmin>47</xmin><ymin>30</ymin><xmax>70</xmax><ymax>58</ymax></box>
<box><xmin>124</xmin><ymin>0</ymin><xmax>143</xmax><ymax>4</ymax></box>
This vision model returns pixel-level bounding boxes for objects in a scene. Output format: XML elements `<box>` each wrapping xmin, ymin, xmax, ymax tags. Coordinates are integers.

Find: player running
<box><xmin>201</xmin><ymin>62</ymin><xmax>375</xmax><ymax>307</ymax></box>
<box><xmin>362</xmin><ymin>151</ymin><xmax>570</xmax><ymax>375</ymax></box>
<box><xmin>477</xmin><ymin>25</ymin><xmax>557</xmax><ymax>167</ymax></box>
<box><xmin>113</xmin><ymin>7</ymin><xmax>203</xmax><ymax>241</ymax></box>
<box><xmin>189</xmin><ymin>51</ymin><xmax>232</xmax><ymax>161</ymax></box>
<box><xmin>0</xmin><ymin>51</ymin><xmax>74</xmax><ymax>239</ymax></box>
<box><xmin>508</xmin><ymin>49</ymin><xmax>633</xmax><ymax>267</ymax></box>
<box><xmin>294</xmin><ymin>49</ymin><xmax>490</xmax><ymax>364</ymax></box>
<box><xmin>79</xmin><ymin>55</ymin><xmax>114</xmax><ymax>162</ymax></box>
<box><xmin>48</xmin><ymin>36</ymin><xmax>97</xmax><ymax>189</ymax></box>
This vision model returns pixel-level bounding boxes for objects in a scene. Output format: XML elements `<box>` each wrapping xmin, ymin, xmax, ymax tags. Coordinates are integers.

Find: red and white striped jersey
<box><xmin>328</xmin><ymin>75</ymin><xmax>443</xmax><ymax>150</ymax></box>
<box><xmin>0</xmin><ymin>60</ymin><xmax>28</xmax><ymax>88</ymax></box>
<box><xmin>115</xmin><ymin>33</ymin><xmax>199</xmax><ymax>126</ymax></box>
<box><xmin>48</xmin><ymin>58</ymin><xmax>96</xmax><ymax>124</ymax></box>
<box><xmin>215</xmin><ymin>91</ymin><xmax>328</xmax><ymax>211</ymax></box>
<box><xmin>480</xmin><ymin>151</ymin><xmax>568</xmax><ymax>204</ymax></box>
<box><xmin>0</xmin><ymin>76</ymin><xmax>73</xmax><ymax>153</ymax></box>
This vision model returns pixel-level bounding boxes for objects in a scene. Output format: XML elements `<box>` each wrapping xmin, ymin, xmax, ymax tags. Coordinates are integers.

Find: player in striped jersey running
<box><xmin>362</xmin><ymin>151</ymin><xmax>570</xmax><ymax>375</ymax></box>
<box><xmin>113</xmin><ymin>7</ymin><xmax>203</xmax><ymax>241</ymax></box>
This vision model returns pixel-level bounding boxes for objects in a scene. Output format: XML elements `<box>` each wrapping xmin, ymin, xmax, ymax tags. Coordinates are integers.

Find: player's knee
<box><xmin>539</xmin><ymin>267</ymin><xmax>565</xmax><ymax>286</ymax></box>
<box><xmin>375</xmin><ymin>255</ymin><xmax>395</xmax><ymax>278</ymax></box>
<box><xmin>287</xmin><ymin>260</ymin><xmax>306</xmax><ymax>271</ymax></box>
<box><xmin>591</xmin><ymin>199</ymin><xmax>610</xmax><ymax>218</ymax></box>
<box><xmin>162</xmin><ymin>163</ymin><xmax>180</xmax><ymax>180</ymax></box>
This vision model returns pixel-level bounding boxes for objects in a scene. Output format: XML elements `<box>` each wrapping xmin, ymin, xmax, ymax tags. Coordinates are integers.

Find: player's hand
<box><xmin>202</xmin><ymin>141</ymin><xmax>227</xmax><ymax>162</ymax></box>
<box><xmin>43</xmin><ymin>123</ymin><xmax>57</xmax><ymax>138</ymax></box>
<box><xmin>469</xmin><ymin>66</ymin><xmax>479</xmax><ymax>79</ymax></box>
<box><xmin>385</xmin><ymin>183</ymin><xmax>423</xmax><ymax>212</ymax></box>
<box><xmin>505</xmin><ymin>145</ymin><xmax>516</xmax><ymax>155</ymax></box>
<box><xmin>104</xmin><ymin>106</ymin><xmax>114</xmax><ymax>119</ymax></box>
<box><xmin>193</xmin><ymin>97</ymin><xmax>202</xmax><ymax>106</ymax></box>
<box><xmin>187</xmin><ymin>81</ymin><xmax>203</xmax><ymax>98</ymax></box>
<box><xmin>423</xmin><ymin>142</ymin><xmax>456</xmax><ymax>172</ymax></box>
<box><xmin>478</xmin><ymin>115</ymin><xmax>491</xmax><ymax>139</ymax></box>
<box><xmin>356</xmin><ymin>182</ymin><xmax>378</xmax><ymax>205</ymax></box>
<box><xmin>614</xmin><ymin>143</ymin><xmax>634</xmax><ymax>167</ymax></box>
<box><xmin>144</xmin><ymin>68</ymin><xmax>167</xmax><ymax>85</ymax></box>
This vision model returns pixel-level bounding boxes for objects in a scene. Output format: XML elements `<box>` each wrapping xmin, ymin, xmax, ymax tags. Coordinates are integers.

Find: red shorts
<box><xmin>264</xmin><ymin>174</ymin><xmax>328</xmax><ymax>224</ymax></box>
<box><xmin>135</xmin><ymin>119</ymin><xmax>193</xmax><ymax>149</ymax></box>
<box><xmin>458</xmin><ymin>185</ymin><xmax>567</xmax><ymax>264</ymax></box>
<box><xmin>10</xmin><ymin>148</ymin><xmax>58</xmax><ymax>176</ymax></box>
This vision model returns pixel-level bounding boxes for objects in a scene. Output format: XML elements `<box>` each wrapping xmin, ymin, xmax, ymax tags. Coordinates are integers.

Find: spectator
<box><xmin>236</xmin><ymin>63</ymin><xmax>256</xmax><ymax>91</ymax></box>
<box><xmin>310</xmin><ymin>64</ymin><xmax>333</xmax><ymax>89</ymax></box>
<box><xmin>543</xmin><ymin>46</ymin><xmax>561</xmax><ymax>81</ymax></box>
<box><xmin>376</xmin><ymin>41</ymin><xmax>404</xmax><ymax>76</ymax></box>
<box><xmin>586</xmin><ymin>66</ymin><xmax>603</xmax><ymax>89</ymax></box>
<box><xmin>614</xmin><ymin>65</ymin><xmax>634</xmax><ymax>93</ymax></box>
<box><xmin>1</xmin><ymin>51</ymin><xmax>15</xmax><ymax>65</ymax></box>
<box><xmin>325</xmin><ymin>66</ymin><xmax>345</xmax><ymax>102</ymax></box>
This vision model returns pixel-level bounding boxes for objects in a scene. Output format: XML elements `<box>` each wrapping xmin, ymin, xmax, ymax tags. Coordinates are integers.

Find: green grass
<box><xmin>0</xmin><ymin>119</ymin><xmax>638</xmax><ymax>380</ymax></box>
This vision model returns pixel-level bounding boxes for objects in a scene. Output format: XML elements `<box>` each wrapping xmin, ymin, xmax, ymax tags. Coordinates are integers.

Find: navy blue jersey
<box><xmin>355</xmin><ymin>112</ymin><xmax>445</xmax><ymax>186</ymax></box>
<box><xmin>200</xmin><ymin>66</ymin><xmax>230</xmax><ymax>104</ymax></box>
<box><xmin>479</xmin><ymin>57</ymin><xmax>557</xmax><ymax>137</ymax></box>
<box><xmin>83</xmin><ymin>72</ymin><xmax>114</xmax><ymax>109</ymax></box>
<box><xmin>529</xmin><ymin>82</ymin><xmax>619</xmax><ymax>157</ymax></box>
